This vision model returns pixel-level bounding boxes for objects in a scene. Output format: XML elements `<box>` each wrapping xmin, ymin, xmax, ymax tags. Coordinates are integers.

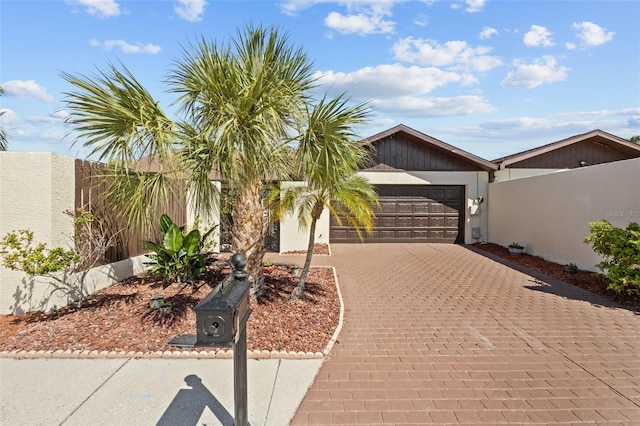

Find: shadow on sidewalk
<box><xmin>156</xmin><ymin>374</ymin><xmax>233</xmax><ymax>426</ymax></box>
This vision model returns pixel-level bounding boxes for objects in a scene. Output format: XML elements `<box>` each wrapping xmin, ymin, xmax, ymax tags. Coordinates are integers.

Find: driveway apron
<box><xmin>291</xmin><ymin>244</ymin><xmax>640</xmax><ymax>425</ymax></box>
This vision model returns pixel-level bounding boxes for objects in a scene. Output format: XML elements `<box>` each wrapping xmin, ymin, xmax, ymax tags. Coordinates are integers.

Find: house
<box><xmin>492</xmin><ymin>129</ymin><xmax>640</xmax><ymax>181</ymax></box>
<box><xmin>279</xmin><ymin>124</ymin><xmax>498</xmax><ymax>250</ymax></box>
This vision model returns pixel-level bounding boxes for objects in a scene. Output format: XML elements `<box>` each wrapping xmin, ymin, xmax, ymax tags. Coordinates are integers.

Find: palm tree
<box><xmin>0</xmin><ymin>86</ymin><xmax>8</xmax><ymax>151</ymax></box>
<box><xmin>270</xmin><ymin>95</ymin><xmax>379</xmax><ymax>299</ymax></box>
<box><xmin>62</xmin><ymin>25</ymin><xmax>316</xmax><ymax>298</ymax></box>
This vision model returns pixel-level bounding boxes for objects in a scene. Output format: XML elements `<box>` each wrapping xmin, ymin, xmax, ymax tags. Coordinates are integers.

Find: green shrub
<box><xmin>143</xmin><ymin>214</ymin><xmax>216</xmax><ymax>285</ymax></box>
<box><xmin>0</xmin><ymin>209</ymin><xmax>116</xmax><ymax>310</ymax></box>
<box><xmin>584</xmin><ymin>220</ymin><xmax>640</xmax><ymax>295</ymax></box>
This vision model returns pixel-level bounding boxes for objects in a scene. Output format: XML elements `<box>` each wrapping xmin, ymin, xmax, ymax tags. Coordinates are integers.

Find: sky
<box><xmin>1</xmin><ymin>0</ymin><xmax>639</xmax><ymax>161</ymax></box>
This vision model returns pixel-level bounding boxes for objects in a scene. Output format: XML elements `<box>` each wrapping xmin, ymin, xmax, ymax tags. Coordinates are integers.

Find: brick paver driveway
<box><xmin>291</xmin><ymin>244</ymin><xmax>640</xmax><ymax>425</ymax></box>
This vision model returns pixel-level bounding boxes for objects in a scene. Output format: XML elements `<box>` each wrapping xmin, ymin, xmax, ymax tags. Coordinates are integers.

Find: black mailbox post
<box><xmin>193</xmin><ymin>263</ymin><xmax>251</xmax><ymax>347</ymax></box>
<box><xmin>168</xmin><ymin>252</ymin><xmax>252</xmax><ymax>426</ymax></box>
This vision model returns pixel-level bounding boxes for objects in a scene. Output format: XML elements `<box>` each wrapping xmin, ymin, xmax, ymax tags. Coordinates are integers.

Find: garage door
<box><xmin>330</xmin><ymin>185</ymin><xmax>464</xmax><ymax>243</ymax></box>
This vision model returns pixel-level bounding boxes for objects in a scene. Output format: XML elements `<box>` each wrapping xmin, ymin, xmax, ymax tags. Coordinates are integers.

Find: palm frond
<box><xmin>62</xmin><ymin>61</ymin><xmax>175</xmax><ymax>164</ymax></box>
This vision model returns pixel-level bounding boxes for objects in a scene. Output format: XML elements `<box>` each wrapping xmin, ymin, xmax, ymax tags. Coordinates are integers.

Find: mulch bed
<box><xmin>0</xmin><ymin>263</ymin><xmax>340</xmax><ymax>354</ymax></box>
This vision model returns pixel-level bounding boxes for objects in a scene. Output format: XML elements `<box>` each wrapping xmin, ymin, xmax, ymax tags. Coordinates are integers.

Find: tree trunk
<box><xmin>290</xmin><ymin>201</ymin><xmax>323</xmax><ymax>300</ymax></box>
<box><xmin>232</xmin><ymin>180</ymin><xmax>266</xmax><ymax>299</ymax></box>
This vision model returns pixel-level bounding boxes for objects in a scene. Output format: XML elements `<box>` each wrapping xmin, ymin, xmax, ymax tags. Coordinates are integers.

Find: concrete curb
<box><xmin>0</xmin><ymin>266</ymin><xmax>345</xmax><ymax>361</ymax></box>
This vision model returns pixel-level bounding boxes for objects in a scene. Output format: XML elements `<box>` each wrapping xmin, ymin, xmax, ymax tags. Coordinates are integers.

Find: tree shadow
<box><xmin>156</xmin><ymin>374</ymin><xmax>234</xmax><ymax>426</ymax></box>
<box><xmin>464</xmin><ymin>244</ymin><xmax>639</xmax><ymax>315</ymax></box>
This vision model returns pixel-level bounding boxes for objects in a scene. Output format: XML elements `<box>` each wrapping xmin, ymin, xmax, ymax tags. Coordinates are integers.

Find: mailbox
<box><xmin>193</xmin><ymin>253</ymin><xmax>252</xmax><ymax>347</ymax></box>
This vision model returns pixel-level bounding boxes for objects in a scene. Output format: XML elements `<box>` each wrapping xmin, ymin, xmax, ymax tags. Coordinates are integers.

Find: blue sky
<box><xmin>1</xmin><ymin>0</ymin><xmax>639</xmax><ymax>161</ymax></box>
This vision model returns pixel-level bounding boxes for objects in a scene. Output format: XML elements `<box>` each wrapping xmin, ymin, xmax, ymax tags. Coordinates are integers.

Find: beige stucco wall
<box><xmin>488</xmin><ymin>157</ymin><xmax>640</xmax><ymax>272</ymax></box>
<box><xmin>0</xmin><ymin>152</ymin><xmax>76</xmax><ymax>313</ymax></box>
<box><xmin>494</xmin><ymin>168</ymin><xmax>565</xmax><ymax>182</ymax></box>
<box><xmin>186</xmin><ymin>181</ymin><xmax>221</xmax><ymax>253</ymax></box>
<box><xmin>278</xmin><ymin>181</ymin><xmax>330</xmax><ymax>253</ymax></box>
<box><xmin>358</xmin><ymin>171</ymin><xmax>490</xmax><ymax>244</ymax></box>
<box><xmin>0</xmin><ymin>153</ymin><xmax>152</xmax><ymax>314</ymax></box>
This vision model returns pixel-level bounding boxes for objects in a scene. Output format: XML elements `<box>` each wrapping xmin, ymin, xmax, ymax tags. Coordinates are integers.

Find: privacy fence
<box><xmin>74</xmin><ymin>159</ymin><xmax>187</xmax><ymax>263</ymax></box>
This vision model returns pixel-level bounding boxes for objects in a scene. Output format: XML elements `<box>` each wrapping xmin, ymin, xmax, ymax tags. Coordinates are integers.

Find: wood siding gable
<box><xmin>508</xmin><ymin>138</ymin><xmax>633</xmax><ymax>169</ymax></box>
<box><xmin>494</xmin><ymin>129</ymin><xmax>640</xmax><ymax>170</ymax></box>
<box><xmin>361</xmin><ymin>125</ymin><xmax>497</xmax><ymax>172</ymax></box>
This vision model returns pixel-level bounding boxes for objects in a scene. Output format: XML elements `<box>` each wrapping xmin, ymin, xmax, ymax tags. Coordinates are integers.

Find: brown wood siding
<box><xmin>74</xmin><ymin>160</ymin><xmax>186</xmax><ymax>263</ymax></box>
<box><xmin>509</xmin><ymin>139</ymin><xmax>634</xmax><ymax>169</ymax></box>
<box><xmin>330</xmin><ymin>185</ymin><xmax>464</xmax><ymax>243</ymax></box>
<box><xmin>364</xmin><ymin>134</ymin><xmax>480</xmax><ymax>171</ymax></box>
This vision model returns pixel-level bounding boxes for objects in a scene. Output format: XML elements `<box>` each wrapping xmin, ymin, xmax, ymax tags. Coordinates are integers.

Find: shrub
<box><xmin>584</xmin><ymin>220</ymin><xmax>640</xmax><ymax>295</ymax></box>
<box><xmin>0</xmin><ymin>209</ymin><xmax>116</xmax><ymax>310</ymax></box>
<box><xmin>143</xmin><ymin>214</ymin><xmax>216</xmax><ymax>285</ymax></box>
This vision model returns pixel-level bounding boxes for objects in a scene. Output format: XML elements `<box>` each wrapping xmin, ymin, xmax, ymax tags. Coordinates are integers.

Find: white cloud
<box><xmin>571</xmin><ymin>21</ymin><xmax>615</xmax><ymax>46</ymax></box>
<box><xmin>523</xmin><ymin>25</ymin><xmax>554</xmax><ymax>47</ymax></box>
<box><xmin>323</xmin><ymin>2</ymin><xmax>397</xmax><ymax>35</ymax></box>
<box><xmin>279</xmin><ymin>0</ymin><xmax>322</xmax><ymax>16</ymax></box>
<box><xmin>565</xmin><ymin>42</ymin><xmax>577</xmax><ymax>50</ymax></box>
<box><xmin>392</xmin><ymin>37</ymin><xmax>502</xmax><ymax>72</ymax></box>
<box><xmin>374</xmin><ymin>95</ymin><xmax>495</xmax><ymax>116</ymax></box>
<box><xmin>1</xmin><ymin>80</ymin><xmax>55</xmax><ymax>102</ymax></box>
<box><xmin>28</xmin><ymin>109</ymin><xmax>69</xmax><ymax>124</ymax></box>
<box><xmin>465</xmin><ymin>0</ymin><xmax>486</xmax><ymax>13</ymax></box>
<box><xmin>174</xmin><ymin>0</ymin><xmax>207</xmax><ymax>22</ymax></box>
<box><xmin>89</xmin><ymin>39</ymin><xmax>161</xmax><ymax>54</ymax></box>
<box><xmin>325</xmin><ymin>11</ymin><xmax>394</xmax><ymax>35</ymax></box>
<box><xmin>500</xmin><ymin>56</ymin><xmax>569</xmax><ymax>88</ymax></box>
<box><xmin>0</xmin><ymin>108</ymin><xmax>19</xmax><ymax>126</ymax></box>
<box><xmin>414</xmin><ymin>14</ymin><xmax>428</xmax><ymax>27</ymax></box>
<box><xmin>65</xmin><ymin>0</ymin><xmax>120</xmax><ymax>18</ymax></box>
<box><xmin>316</xmin><ymin>64</ymin><xmax>472</xmax><ymax>98</ymax></box>
<box><xmin>479</xmin><ymin>27</ymin><xmax>498</xmax><ymax>40</ymax></box>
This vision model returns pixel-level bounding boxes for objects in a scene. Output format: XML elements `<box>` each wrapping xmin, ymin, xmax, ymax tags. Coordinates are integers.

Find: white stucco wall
<box><xmin>0</xmin><ymin>152</ymin><xmax>76</xmax><ymax>313</ymax></box>
<box><xmin>186</xmin><ymin>181</ymin><xmax>221</xmax><ymax>253</ymax></box>
<box><xmin>358</xmin><ymin>171</ymin><xmax>490</xmax><ymax>244</ymax></box>
<box><xmin>278</xmin><ymin>181</ymin><xmax>330</xmax><ymax>253</ymax></box>
<box><xmin>488</xmin><ymin>157</ymin><xmax>640</xmax><ymax>272</ymax></box>
<box><xmin>494</xmin><ymin>168</ymin><xmax>565</xmax><ymax>182</ymax></box>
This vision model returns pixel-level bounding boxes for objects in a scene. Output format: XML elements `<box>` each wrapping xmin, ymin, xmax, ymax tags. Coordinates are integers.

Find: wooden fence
<box><xmin>74</xmin><ymin>160</ymin><xmax>186</xmax><ymax>263</ymax></box>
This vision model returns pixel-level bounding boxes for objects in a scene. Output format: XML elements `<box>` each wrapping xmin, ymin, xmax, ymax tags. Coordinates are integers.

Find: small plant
<box><xmin>564</xmin><ymin>263</ymin><xmax>578</xmax><ymax>273</ymax></box>
<box><xmin>508</xmin><ymin>242</ymin><xmax>524</xmax><ymax>254</ymax></box>
<box><xmin>0</xmin><ymin>208</ymin><xmax>117</xmax><ymax>311</ymax></box>
<box><xmin>263</xmin><ymin>259</ymin><xmax>274</xmax><ymax>267</ymax></box>
<box><xmin>291</xmin><ymin>263</ymin><xmax>300</xmax><ymax>276</ymax></box>
<box><xmin>584</xmin><ymin>220</ymin><xmax>640</xmax><ymax>295</ymax></box>
<box><xmin>143</xmin><ymin>214</ymin><xmax>216</xmax><ymax>286</ymax></box>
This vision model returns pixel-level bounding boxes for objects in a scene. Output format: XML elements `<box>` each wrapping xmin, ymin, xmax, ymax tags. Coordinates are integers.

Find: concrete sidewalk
<box><xmin>0</xmin><ymin>357</ymin><xmax>323</xmax><ymax>425</ymax></box>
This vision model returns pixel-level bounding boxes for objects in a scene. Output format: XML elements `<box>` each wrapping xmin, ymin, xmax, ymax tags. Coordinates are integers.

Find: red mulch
<box><xmin>0</xmin><ymin>264</ymin><xmax>339</xmax><ymax>354</ymax></box>
<box><xmin>472</xmin><ymin>242</ymin><xmax>640</xmax><ymax>312</ymax></box>
<box><xmin>281</xmin><ymin>243</ymin><xmax>330</xmax><ymax>256</ymax></box>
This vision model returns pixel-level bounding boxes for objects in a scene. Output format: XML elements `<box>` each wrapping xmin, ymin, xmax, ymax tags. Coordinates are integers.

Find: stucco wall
<box><xmin>488</xmin><ymin>157</ymin><xmax>640</xmax><ymax>272</ymax></box>
<box><xmin>0</xmin><ymin>153</ymin><xmax>152</xmax><ymax>314</ymax></box>
<box><xmin>278</xmin><ymin>181</ymin><xmax>330</xmax><ymax>253</ymax></box>
<box><xmin>494</xmin><ymin>168</ymin><xmax>564</xmax><ymax>182</ymax></box>
<box><xmin>186</xmin><ymin>181</ymin><xmax>221</xmax><ymax>253</ymax></box>
<box><xmin>358</xmin><ymin>171</ymin><xmax>490</xmax><ymax>244</ymax></box>
<box><xmin>0</xmin><ymin>152</ymin><xmax>76</xmax><ymax>313</ymax></box>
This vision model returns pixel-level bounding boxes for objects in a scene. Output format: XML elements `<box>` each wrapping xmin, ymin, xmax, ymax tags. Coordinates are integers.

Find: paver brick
<box><xmin>290</xmin><ymin>244</ymin><xmax>640</xmax><ymax>425</ymax></box>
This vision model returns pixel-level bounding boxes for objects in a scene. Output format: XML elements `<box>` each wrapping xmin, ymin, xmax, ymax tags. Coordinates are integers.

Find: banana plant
<box><xmin>143</xmin><ymin>214</ymin><xmax>216</xmax><ymax>286</ymax></box>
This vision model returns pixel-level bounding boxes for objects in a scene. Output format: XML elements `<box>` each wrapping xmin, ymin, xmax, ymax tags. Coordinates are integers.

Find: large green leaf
<box><xmin>162</xmin><ymin>224</ymin><xmax>183</xmax><ymax>253</ymax></box>
<box><xmin>159</xmin><ymin>214</ymin><xmax>174</xmax><ymax>235</ymax></box>
<box><xmin>183</xmin><ymin>229</ymin><xmax>202</xmax><ymax>255</ymax></box>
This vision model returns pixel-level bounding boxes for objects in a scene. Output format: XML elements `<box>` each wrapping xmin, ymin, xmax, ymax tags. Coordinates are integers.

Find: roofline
<box><xmin>492</xmin><ymin>129</ymin><xmax>640</xmax><ymax>169</ymax></box>
<box><xmin>361</xmin><ymin>124</ymin><xmax>498</xmax><ymax>172</ymax></box>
